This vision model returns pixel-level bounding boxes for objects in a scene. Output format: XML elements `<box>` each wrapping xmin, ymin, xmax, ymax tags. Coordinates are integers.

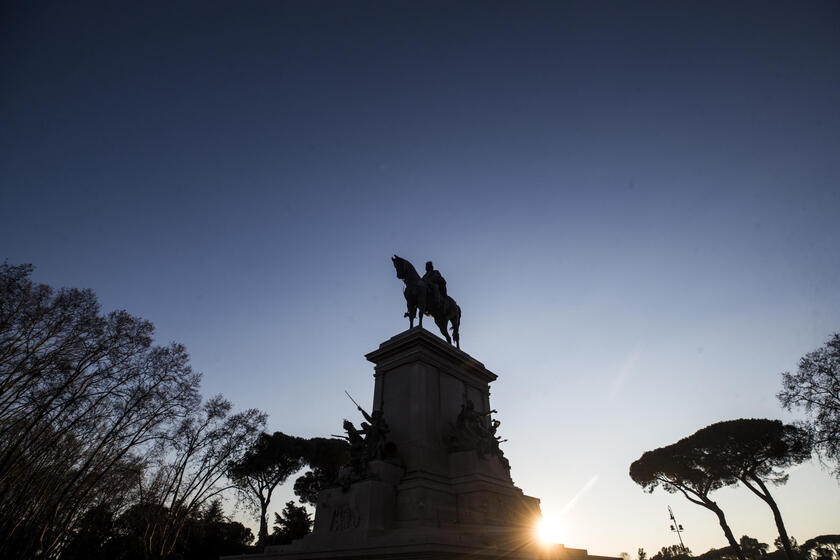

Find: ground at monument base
<box><xmin>227</xmin><ymin>526</ymin><xmax>602</xmax><ymax>560</ymax></box>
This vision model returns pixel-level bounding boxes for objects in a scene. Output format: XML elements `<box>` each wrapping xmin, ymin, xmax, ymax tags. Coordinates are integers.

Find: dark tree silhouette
<box><xmin>272</xmin><ymin>501</ymin><xmax>312</xmax><ymax>545</ymax></box>
<box><xmin>106</xmin><ymin>502</ymin><xmax>169</xmax><ymax>560</ymax></box>
<box><xmin>229</xmin><ymin>431</ymin><xmax>305</xmax><ymax>548</ymax></box>
<box><xmin>696</xmin><ymin>536</ymin><xmax>776</xmax><ymax>560</ymax></box>
<box><xmin>650</xmin><ymin>545</ymin><xmax>692</xmax><ymax>560</ymax></box>
<box><xmin>738</xmin><ymin>536</ymin><xmax>769</xmax><ymax>560</ymax></box>
<box><xmin>179</xmin><ymin>499</ymin><xmax>254</xmax><ymax>559</ymax></box>
<box><xmin>63</xmin><ymin>498</ymin><xmax>254</xmax><ymax>560</ymax></box>
<box><xmin>778</xmin><ymin>333</ymin><xmax>840</xmax><ymax>478</ymax></box>
<box><xmin>293</xmin><ymin>437</ymin><xmax>350</xmax><ymax>505</ymax></box>
<box><xmin>773</xmin><ymin>536</ymin><xmax>799</xmax><ymax>554</ymax></box>
<box><xmin>695</xmin><ymin>544</ymin><xmax>742</xmax><ymax>560</ymax></box>
<box><xmin>630</xmin><ymin>439</ymin><xmax>746</xmax><ymax>560</ymax></box>
<box><xmin>0</xmin><ymin>263</ymin><xmax>201</xmax><ymax>559</ymax></box>
<box><xmin>0</xmin><ymin>263</ymin><xmax>267</xmax><ymax>559</ymax></box>
<box><xmin>60</xmin><ymin>504</ymin><xmax>115</xmax><ymax>560</ymax></box>
<box><xmin>691</xmin><ymin>419</ymin><xmax>811</xmax><ymax>560</ymax></box>
<box><xmin>800</xmin><ymin>535</ymin><xmax>840</xmax><ymax>560</ymax></box>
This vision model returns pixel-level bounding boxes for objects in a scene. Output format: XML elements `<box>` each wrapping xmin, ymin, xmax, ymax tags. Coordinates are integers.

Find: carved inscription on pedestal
<box><xmin>329</xmin><ymin>505</ymin><xmax>360</xmax><ymax>531</ymax></box>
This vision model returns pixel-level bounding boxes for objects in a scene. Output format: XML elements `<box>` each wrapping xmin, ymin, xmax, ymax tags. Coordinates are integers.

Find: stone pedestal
<box><xmin>226</xmin><ymin>328</ymin><xmax>615</xmax><ymax>560</ymax></box>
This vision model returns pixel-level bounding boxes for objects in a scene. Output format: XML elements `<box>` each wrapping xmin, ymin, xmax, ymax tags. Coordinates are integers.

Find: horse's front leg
<box><xmin>451</xmin><ymin>313</ymin><xmax>460</xmax><ymax>349</ymax></box>
<box><xmin>417</xmin><ymin>292</ymin><xmax>426</xmax><ymax>328</ymax></box>
<box><xmin>405</xmin><ymin>305</ymin><xmax>416</xmax><ymax>328</ymax></box>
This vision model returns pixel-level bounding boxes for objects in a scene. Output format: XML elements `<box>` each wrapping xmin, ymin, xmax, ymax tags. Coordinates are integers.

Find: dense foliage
<box><xmin>293</xmin><ymin>436</ymin><xmax>351</xmax><ymax>505</ymax></box>
<box><xmin>270</xmin><ymin>501</ymin><xmax>313</xmax><ymax>546</ymax></box>
<box><xmin>649</xmin><ymin>545</ymin><xmax>692</xmax><ymax>560</ymax></box>
<box><xmin>59</xmin><ymin>499</ymin><xmax>254</xmax><ymax>560</ymax></box>
<box><xmin>691</xmin><ymin>535</ymin><xmax>839</xmax><ymax>560</ymax></box>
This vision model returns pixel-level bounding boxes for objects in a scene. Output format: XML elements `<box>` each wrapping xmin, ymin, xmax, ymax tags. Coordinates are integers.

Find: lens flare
<box><xmin>536</xmin><ymin>516</ymin><xmax>564</xmax><ymax>544</ymax></box>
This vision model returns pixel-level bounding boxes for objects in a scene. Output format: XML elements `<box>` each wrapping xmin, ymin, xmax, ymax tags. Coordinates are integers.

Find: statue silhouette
<box><xmin>392</xmin><ymin>255</ymin><xmax>461</xmax><ymax>348</ymax></box>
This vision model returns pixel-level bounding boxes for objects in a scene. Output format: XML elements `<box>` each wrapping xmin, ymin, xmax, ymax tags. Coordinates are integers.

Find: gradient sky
<box><xmin>2</xmin><ymin>1</ymin><xmax>839</xmax><ymax>556</ymax></box>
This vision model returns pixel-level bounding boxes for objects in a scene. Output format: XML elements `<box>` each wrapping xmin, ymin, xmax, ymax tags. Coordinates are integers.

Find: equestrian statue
<box><xmin>391</xmin><ymin>255</ymin><xmax>461</xmax><ymax>348</ymax></box>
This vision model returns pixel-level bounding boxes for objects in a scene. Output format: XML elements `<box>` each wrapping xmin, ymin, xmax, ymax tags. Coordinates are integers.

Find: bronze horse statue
<box><xmin>392</xmin><ymin>255</ymin><xmax>461</xmax><ymax>348</ymax></box>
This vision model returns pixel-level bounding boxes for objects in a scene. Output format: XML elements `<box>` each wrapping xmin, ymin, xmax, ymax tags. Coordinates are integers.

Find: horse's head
<box><xmin>392</xmin><ymin>255</ymin><xmax>407</xmax><ymax>279</ymax></box>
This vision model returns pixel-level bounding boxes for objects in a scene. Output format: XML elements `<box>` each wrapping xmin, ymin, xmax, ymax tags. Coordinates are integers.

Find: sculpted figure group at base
<box><xmin>336</xmin><ymin>403</ymin><xmax>396</xmax><ymax>487</ymax></box>
<box><xmin>447</xmin><ymin>399</ymin><xmax>510</xmax><ymax>470</ymax></box>
<box><xmin>391</xmin><ymin>255</ymin><xmax>461</xmax><ymax>348</ymax></box>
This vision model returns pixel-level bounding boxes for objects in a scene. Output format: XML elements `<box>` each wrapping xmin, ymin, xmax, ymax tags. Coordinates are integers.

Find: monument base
<box><xmin>225</xmin><ymin>329</ymin><xmax>617</xmax><ymax>560</ymax></box>
<box><xmin>248</xmin><ymin>530</ymin><xmax>593</xmax><ymax>560</ymax></box>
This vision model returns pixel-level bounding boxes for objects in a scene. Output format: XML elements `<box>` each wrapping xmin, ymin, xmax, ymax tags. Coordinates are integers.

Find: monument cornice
<box><xmin>366</xmin><ymin>327</ymin><xmax>497</xmax><ymax>384</ymax></box>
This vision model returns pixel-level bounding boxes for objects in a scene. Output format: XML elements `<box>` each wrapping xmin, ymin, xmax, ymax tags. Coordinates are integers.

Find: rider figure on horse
<box><xmin>392</xmin><ymin>255</ymin><xmax>461</xmax><ymax>348</ymax></box>
<box><xmin>422</xmin><ymin>261</ymin><xmax>447</xmax><ymax>314</ymax></box>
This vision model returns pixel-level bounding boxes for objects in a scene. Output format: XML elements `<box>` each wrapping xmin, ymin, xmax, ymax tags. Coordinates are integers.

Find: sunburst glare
<box><xmin>536</xmin><ymin>515</ymin><xmax>565</xmax><ymax>545</ymax></box>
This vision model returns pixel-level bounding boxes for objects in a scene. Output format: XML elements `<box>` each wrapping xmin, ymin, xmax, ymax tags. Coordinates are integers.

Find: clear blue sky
<box><xmin>2</xmin><ymin>1</ymin><xmax>839</xmax><ymax>555</ymax></box>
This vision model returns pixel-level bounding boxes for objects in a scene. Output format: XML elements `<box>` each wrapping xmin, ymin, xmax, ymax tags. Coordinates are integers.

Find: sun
<box><xmin>536</xmin><ymin>516</ymin><xmax>565</xmax><ymax>545</ymax></box>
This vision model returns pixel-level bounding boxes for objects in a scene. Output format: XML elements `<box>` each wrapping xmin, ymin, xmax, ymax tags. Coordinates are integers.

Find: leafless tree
<box><xmin>142</xmin><ymin>395</ymin><xmax>266</xmax><ymax>558</ymax></box>
<box><xmin>778</xmin><ymin>333</ymin><xmax>840</xmax><ymax>478</ymax></box>
<box><xmin>0</xmin><ymin>263</ymin><xmax>201</xmax><ymax>559</ymax></box>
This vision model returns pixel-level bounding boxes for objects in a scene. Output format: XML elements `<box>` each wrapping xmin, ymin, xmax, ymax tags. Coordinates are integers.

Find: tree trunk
<box><xmin>258</xmin><ymin>498</ymin><xmax>269</xmax><ymax>550</ymax></box>
<box><xmin>744</xmin><ymin>476</ymin><xmax>796</xmax><ymax>560</ymax></box>
<box><xmin>707</xmin><ymin>500</ymin><xmax>746</xmax><ymax>560</ymax></box>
